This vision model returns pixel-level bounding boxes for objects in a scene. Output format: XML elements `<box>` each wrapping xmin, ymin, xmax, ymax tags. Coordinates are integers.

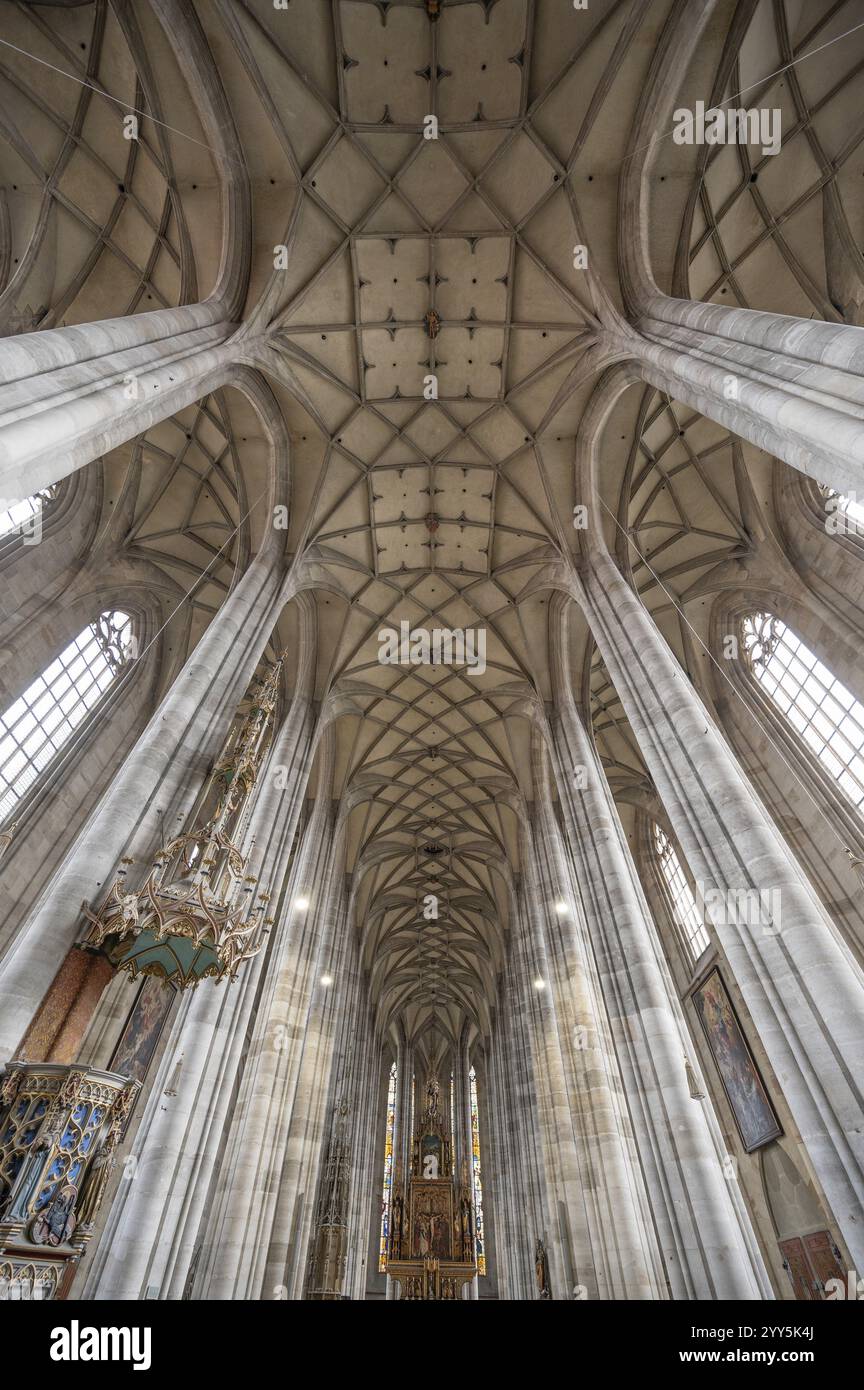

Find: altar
<box><xmin>384</xmin><ymin>1077</ymin><xmax>477</xmax><ymax>1300</ymax></box>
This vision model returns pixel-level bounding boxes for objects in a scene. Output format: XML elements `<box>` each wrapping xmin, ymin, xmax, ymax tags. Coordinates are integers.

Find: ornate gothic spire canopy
<box><xmin>83</xmin><ymin>658</ymin><xmax>284</xmax><ymax>988</ymax></box>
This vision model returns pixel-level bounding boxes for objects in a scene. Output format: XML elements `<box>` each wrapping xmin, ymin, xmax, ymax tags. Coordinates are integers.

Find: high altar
<box><xmin>385</xmin><ymin>1077</ymin><xmax>477</xmax><ymax>1300</ymax></box>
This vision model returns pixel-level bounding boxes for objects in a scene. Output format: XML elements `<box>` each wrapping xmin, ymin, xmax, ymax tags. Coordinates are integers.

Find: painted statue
<box><xmin>75</xmin><ymin>1147</ymin><xmax>115</xmax><ymax>1230</ymax></box>
<box><xmin>459</xmin><ymin>1191</ymin><xmax>474</xmax><ymax>1260</ymax></box>
<box><xmin>389</xmin><ymin>1189</ymin><xmax>404</xmax><ymax>1260</ymax></box>
<box><xmin>31</xmin><ymin>1181</ymin><xmax>78</xmax><ymax>1247</ymax></box>
<box><xmin>535</xmin><ymin>1237</ymin><xmax>551</xmax><ymax>1299</ymax></box>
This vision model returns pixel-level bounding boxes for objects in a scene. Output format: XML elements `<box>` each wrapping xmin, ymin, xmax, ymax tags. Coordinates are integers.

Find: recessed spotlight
<box><xmin>321</xmin><ymin>974</ymin><xmax>333</xmax><ymax>987</ymax></box>
<box><xmin>295</xmin><ymin>896</ymin><xmax>310</xmax><ymax>911</ymax></box>
<box><xmin>555</xmin><ymin>901</ymin><xmax>568</xmax><ymax>916</ymax></box>
<box><xmin>533</xmin><ymin>978</ymin><xmax>546</xmax><ymax>991</ymax></box>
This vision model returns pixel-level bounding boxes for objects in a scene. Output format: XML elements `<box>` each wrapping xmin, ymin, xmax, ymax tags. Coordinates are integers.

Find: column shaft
<box><xmin>0</xmin><ymin>314</ymin><xmax>237</xmax><ymax>502</ymax></box>
<box><xmin>80</xmin><ymin>598</ymin><xmax>318</xmax><ymax>1299</ymax></box>
<box><xmin>611</xmin><ymin>0</ymin><xmax>864</xmax><ymax>495</ymax></box>
<box><xmin>196</xmin><ymin>728</ymin><xmax>343</xmax><ymax>1299</ymax></box>
<box><xmin>548</xmin><ymin>603</ymin><xmax>768</xmax><ymax>1297</ymax></box>
<box><xmin>579</xmin><ymin>544</ymin><xmax>864</xmax><ymax>1269</ymax></box>
<box><xmin>527</xmin><ymin>747</ymin><xmax>667</xmax><ymax>1299</ymax></box>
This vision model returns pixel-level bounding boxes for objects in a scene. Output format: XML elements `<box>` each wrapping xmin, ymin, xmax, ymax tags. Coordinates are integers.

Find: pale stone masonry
<box><xmin>0</xmin><ymin>0</ymin><xmax>862</xmax><ymax>1304</ymax></box>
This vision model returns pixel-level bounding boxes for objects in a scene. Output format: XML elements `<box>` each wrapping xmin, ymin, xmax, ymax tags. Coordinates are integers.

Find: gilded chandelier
<box><xmin>83</xmin><ymin>658</ymin><xmax>283</xmax><ymax>989</ymax></box>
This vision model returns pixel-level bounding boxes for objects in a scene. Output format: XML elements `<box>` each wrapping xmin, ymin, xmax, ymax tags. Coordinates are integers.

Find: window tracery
<box><xmin>741</xmin><ymin>613</ymin><xmax>864</xmax><ymax>814</ymax></box>
<box><xmin>469</xmin><ymin>1066</ymin><xmax>486</xmax><ymax>1276</ymax></box>
<box><xmin>0</xmin><ymin>611</ymin><xmax>135</xmax><ymax>822</ymax></box>
<box><xmin>378</xmin><ymin>1061</ymin><xmax>397</xmax><ymax>1273</ymax></box>
<box><xmin>652</xmin><ymin>823</ymin><xmax>710</xmax><ymax>961</ymax></box>
<box><xmin>0</xmin><ymin>487</ymin><xmax>59</xmax><ymax>544</ymax></box>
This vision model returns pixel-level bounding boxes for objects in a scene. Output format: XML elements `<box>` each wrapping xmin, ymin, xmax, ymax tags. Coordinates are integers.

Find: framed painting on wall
<box><xmin>692</xmin><ymin>967</ymin><xmax>781</xmax><ymax>1152</ymax></box>
<box><xmin>109</xmin><ymin>975</ymin><xmax>175</xmax><ymax>1086</ymax></box>
<box><xmin>409</xmin><ymin>1181</ymin><xmax>453</xmax><ymax>1260</ymax></box>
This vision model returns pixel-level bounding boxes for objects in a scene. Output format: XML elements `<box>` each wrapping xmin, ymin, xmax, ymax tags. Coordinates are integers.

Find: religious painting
<box><xmin>692</xmin><ymin>969</ymin><xmax>781</xmax><ymax>1152</ymax></box>
<box><xmin>420</xmin><ymin>1133</ymin><xmax>442</xmax><ymax>1179</ymax></box>
<box><xmin>109</xmin><ymin>976</ymin><xmax>175</xmax><ymax>1086</ymax></box>
<box><xmin>410</xmin><ymin>1182</ymin><xmax>453</xmax><ymax>1260</ymax></box>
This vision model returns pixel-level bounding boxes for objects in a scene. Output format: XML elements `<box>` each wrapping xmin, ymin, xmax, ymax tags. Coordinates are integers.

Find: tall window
<box><xmin>819</xmin><ymin>484</ymin><xmax>864</xmax><ymax>535</ymax></box>
<box><xmin>0</xmin><ymin>611</ymin><xmax>135</xmax><ymax>821</ymax></box>
<box><xmin>0</xmin><ymin>486</ymin><xmax>58</xmax><ymax>542</ymax></box>
<box><xmin>653</xmin><ymin>823</ymin><xmax>710</xmax><ymax>960</ymax></box>
<box><xmin>450</xmin><ymin>1069</ymin><xmax>455</xmax><ymax>1144</ymax></box>
<box><xmin>742</xmin><ymin>612</ymin><xmax>864</xmax><ymax>812</ymax></box>
<box><xmin>378</xmin><ymin>1061</ymin><xmax>397</xmax><ymax>1272</ymax></box>
<box><xmin>469</xmin><ymin>1066</ymin><xmax>486</xmax><ymax>1276</ymax></box>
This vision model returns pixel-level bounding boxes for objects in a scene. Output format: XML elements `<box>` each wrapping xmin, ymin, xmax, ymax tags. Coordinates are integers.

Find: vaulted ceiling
<box><xmin>1</xmin><ymin>0</ymin><xmax>861</xmax><ymax>1057</ymax></box>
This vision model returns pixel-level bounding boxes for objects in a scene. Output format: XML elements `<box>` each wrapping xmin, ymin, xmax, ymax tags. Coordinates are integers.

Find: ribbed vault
<box><xmin>1</xmin><ymin>0</ymin><xmax>860</xmax><ymax>1052</ymax></box>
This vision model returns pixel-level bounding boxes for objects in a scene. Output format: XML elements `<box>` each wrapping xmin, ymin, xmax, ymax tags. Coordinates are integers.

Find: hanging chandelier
<box><xmin>82</xmin><ymin>658</ymin><xmax>283</xmax><ymax>989</ymax></box>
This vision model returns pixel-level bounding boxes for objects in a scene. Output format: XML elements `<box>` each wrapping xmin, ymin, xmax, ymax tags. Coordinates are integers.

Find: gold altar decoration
<box><xmin>397</xmin><ymin>1257</ymin><xmax>468</xmax><ymax>1301</ymax></box>
<box><xmin>83</xmin><ymin>658</ymin><xmax>284</xmax><ymax>989</ymax></box>
<box><xmin>385</xmin><ymin>1074</ymin><xmax>477</xmax><ymax>1300</ymax></box>
<box><xmin>0</xmin><ymin>1062</ymin><xmax>139</xmax><ymax>1300</ymax></box>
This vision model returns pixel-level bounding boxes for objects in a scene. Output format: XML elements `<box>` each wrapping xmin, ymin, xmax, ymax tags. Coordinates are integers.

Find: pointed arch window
<box><xmin>741</xmin><ymin>613</ymin><xmax>864</xmax><ymax>813</ymax></box>
<box><xmin>0</xmin><ymin>487</ymin><xmax>58</xmax><ymax>543</ymax></box>
<box><xmin>652</xmin><ymin>823</ymin><xmax>710</xmax><ymax>960</ymax></box>
<box><xmin>378</xmin><ymin>1061</ymin><xmax>397</xmax><ymax>1272</ymax></box>
<box><xmin>469</xmin><ymin>1065</ymin><xmax>486</xmax><ymax>1276</ymax></box>
<box><xmin>450</xmin><ymin>1069</ymin><xmax>455</xmax><ymax>1144</ymax></box>
<box><xmin>0</xmin><ymin>611</ymin><xmax>135</xmax><ymax>821</ymax></box>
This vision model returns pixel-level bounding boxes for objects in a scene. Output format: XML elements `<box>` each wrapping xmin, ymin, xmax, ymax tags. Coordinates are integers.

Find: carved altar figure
<box><xmin>535</xmin><ymin>1237</ymin><xmax>551</xmax><ymax>1299</ymax></box>
<box><xmin>389</xmin><ymin>1182</ymin><xmax>404</xmax><ymax>1262</ymax></box>
<box><xmin>75</xmin><ymin>1147</ymin><xmax>115</xmax><ymax>1230</ymax></box>
<box><xmin>31</xmin><ymin>1182</ymin><xmax>78</xmax><ymax>1247</ymax></box>
<box><xmin>459</xmin><ymin>1190</ymin><xmax>474</xmax><ymax>1261</ymax></box>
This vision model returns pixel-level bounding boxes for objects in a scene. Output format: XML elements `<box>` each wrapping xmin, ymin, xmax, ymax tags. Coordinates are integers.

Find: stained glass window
<box><xmin>469</xmin><ymin>1065</ymin><xmax>486</xmax><ymax>1276</ymax></box>
<box><xmin>653</xmin><ymin>823</ymin><xmax>710</xmax><ymax>960</ymax></box>
<box><xmin>450</xmin><ymin>1069</ymin><xmax>455</xmax><ymax>1143</ymax></box>
<box><xmin>0</xmin><ymin>611</ymin><xmax>135</xmax><ymax>822</ymax></box>
<box><xmin>378</xmin><ymin>1060</ymin><xmax>397</xmax><ymax>1272</ymax></box>
<box><xmin>742</xmin><ymin>612</ymin><xmax>864</xmax><ymax>813</ymax></box>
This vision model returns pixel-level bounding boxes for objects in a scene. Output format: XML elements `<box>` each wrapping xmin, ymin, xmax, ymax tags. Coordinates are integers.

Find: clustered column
<box><xmin>193</xmin><ymin>725</ymin><xmax>347</xmax><ymax>1300</ymax></box>
<box><xmin>524</xmin><ymin>735</ymin><xmax>667</xmax><ymax>1299</ymax></box>
<box><xmin>570</xmin><ymin>374</ymin><xmax>864</xmax><ymax>1271</ymax></box>
<box><xmin>81</xmin><ymin>593</ymin><xmax>319</xmax><ymax>1300</ymax></box>
<box><xmin>548</xmin><ymin>595</ymin><xmax>768</xmax><ymax>1299</ymax></box>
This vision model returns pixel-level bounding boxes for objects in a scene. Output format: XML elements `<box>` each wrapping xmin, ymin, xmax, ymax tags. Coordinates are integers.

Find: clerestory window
<box><xmin>741</xmin><ymin>612</ymin><xmax>864</xmax><ymax>814</ymax></box>
<box><xmin>378</xmin><ymin>1060</ymin><xmax>397</xmax><ymax>1272</ymax></box>
<box><xmin>0</xmin><ymin>486</ymin><xmax>58</xmax><ymax>544</ymax></box>
<box><xmin>652</xmin><ymin>822</ymin><xmax>710</xmax><ymax>960</ymax></box>
<box><xmin>469</xmin><ymin>1065</ymin><xmax>486</xmax><ymax>1276</ymax></box>
<box><xmin>0</xmin><ymin>611</ymin><xmax>135</xmax><ymax>821</ymax></box>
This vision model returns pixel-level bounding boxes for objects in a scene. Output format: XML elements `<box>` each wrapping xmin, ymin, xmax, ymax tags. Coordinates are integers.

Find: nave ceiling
<box><xmin>1</xmin><ymin>0</ymin><xmax>862</xmax><ymax>1056</ymax></box>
